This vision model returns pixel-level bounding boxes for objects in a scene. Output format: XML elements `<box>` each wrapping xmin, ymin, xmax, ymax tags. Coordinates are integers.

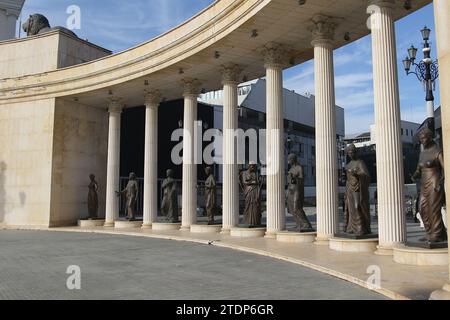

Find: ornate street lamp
<box><xmin>402</xmin><ymin>26</ymin><xmax>439</xmax><ymax>134</ymax></box>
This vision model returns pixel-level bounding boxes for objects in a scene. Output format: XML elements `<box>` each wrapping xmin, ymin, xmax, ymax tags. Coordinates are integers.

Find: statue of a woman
<box><xmin>411</xmin><ymin>129</ymin><xmax>447</xmax><ymax>243</ymax></box>
<box><xmin>161</xmin><ymin>169</ymin><xmax>179</xmax><ymax>223</ymax></box>
<box><xmin>287</xmin><ymin>154</ymin><xmax>313</xmax><ymax>231</ymax></box>
<box><xmin>204</xmin><ymin>166</ymin><xmax>217</xmax><ymax>225</ymax></box>
<box><xmin>87</xmin><ymin>174</ymin><xmax>99</xmax><ymax>219</ymax></box>
<box><xmin>240</xmin><ymin>163</ymin><xmax>262</xmax><ymax>226</ymax></box>
<box><xmin>344</xmin><ymin>144</ymin><xmax>371</xmax><ymax>236</ymax></box>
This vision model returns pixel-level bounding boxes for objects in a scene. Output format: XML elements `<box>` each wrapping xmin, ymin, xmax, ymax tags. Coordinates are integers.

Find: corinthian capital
<box><xmin>259</xmin><ymin>42</ymin><xmax>291</xmax><ymax>69</ymax></box>
<box><xmin>310</xmin><ymin>15</ymin><xmax>337</xmax><ymax>46</ymax></box>
<box><xmin>180</xmin><ymin>78</ymin><xmax>202</xmax><ymax>97</ymax></box>
<box><xmin>107</xmin><ymin>97</ymin><xmax>123</xmax><ymax>113</ymax></box>
<box><xmin>144</xmin><ymin>89</ymin><xmax>161</xmax><ymax>107</ymax></box>
<box><xmin>221</xmin><ymin>63</ymin><xmax>242</xmax><ymax>84</ymax></box>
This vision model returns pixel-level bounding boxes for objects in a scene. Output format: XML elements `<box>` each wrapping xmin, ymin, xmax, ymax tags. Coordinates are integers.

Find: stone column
<box><xmin>260</xmin><ymin>42</ymin><xmax>288</xmax><ymax>237</ymax></box>
<box><xmin>430</xmin><ymin>0</ymin><xmax>450</xmax><ymax>300</ymax></box>
<box><xmin>368</xmin><ymin>0</ymin><xmax>406</xmax><ymax>254</ymax></box>
<box><xmin>221</xmin><ymin>64</ymin><xmax>241</xmax><ymax>234</ymax></box>
<box><xmin>142</xmin><ymin>90</ymin><xmax>161</xmax><ymax>228</ymax></box>
<box><xmin>311</xmin><ymin>15</ymin><xmax>339</xmax><ymax>244</ymax></box>
<box><xmin>104</xmin><ymin>98</ymin><xmax>123</xmax><ymax>227</ymax></box>
<box><xmin>180</xmin><ymin>79</ymin><xmax>201</xmax><ymax>231</ymax></box>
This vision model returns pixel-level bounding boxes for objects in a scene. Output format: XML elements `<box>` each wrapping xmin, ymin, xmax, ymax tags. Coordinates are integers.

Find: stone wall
<box><xmin>0</xmin><ymin>98</ymin><xmax>55</xmax><ymax>226</ymax></box>
<box><xmin>0</xmin><ymin>30</ymin><xmax>111</xmax><ymax>79</ymax></box>
<box><xmin>49</xmin><ymin>99</ymin><xmax>108</xmax><ymax>227</ymax></box>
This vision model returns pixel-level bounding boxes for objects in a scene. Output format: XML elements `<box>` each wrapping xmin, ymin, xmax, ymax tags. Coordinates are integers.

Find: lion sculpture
<box><xmin>22</xmin><ymin>14</ymin><xmax>77</xmax><ymax>37</ymax></box>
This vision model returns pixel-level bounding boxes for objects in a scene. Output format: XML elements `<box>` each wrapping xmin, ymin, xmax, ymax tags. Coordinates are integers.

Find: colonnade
<box><xmin>103</xmin><ymin>0</ymin><xmax>407</xmax><ymax>255</ymax></box>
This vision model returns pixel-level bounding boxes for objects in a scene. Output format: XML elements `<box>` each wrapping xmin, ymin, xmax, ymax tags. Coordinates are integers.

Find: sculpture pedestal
<box><xmin>78</xmin><ymin>219</ymin><xmax>105</xmax><ymax>227</ymax></box>
<box><xmin>114</xmin><ymin>219</ymin><xmax>143</xmax><ymax>229</ymax></box>
<box><xmin>430</xmin><ymin>284</ymin><xmax>450</xmax><ymax>300</ymax></box>
<box><xmin>329</xmin><ymin>237</ymin><xmax>379</xmax><ymax>253</ymax></box>
<box><xmin>190</xmin><ymin>224</ymin><xmax>222</xmax><ymax>234</ymax></box>
<box><xmin>151</xmin><ymin>222</ymin><xmax>182</xmax><ymax>231</ymax></box>
<box><xmin>276</xmin><ymin>231</ymin><xmax>317</xmax><ymax>243</ymax></box>
<box><xmin>230</xmin><ymin>227</ymin><xmax>266</xmax><ymax>238</ymax></box>
<box><xmin>393</xmin><ymin>246</ymin><xmax>448</xmax><ymax>266</ymax></box>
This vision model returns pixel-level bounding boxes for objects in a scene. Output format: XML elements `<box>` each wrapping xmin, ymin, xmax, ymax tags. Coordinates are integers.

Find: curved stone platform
<box><xmin>114</xmin><ymin>220</ymin><xmax>143</xmax><ymax>229</ymax></box>
<box><xmin>152</xmin><ymin>222</ymin><xmax>182</xmax><ymax>231</ymax></box>
<box><xmin>190</xmin><ymin>224</ymin><xmax>222</xmax><ymax>234</ymax></box>
<box><xmin>276</xmin><ymin>231</ymin><xmax>317</xmax><ymax>243</ymax></box>
<box><xmin>393</xmin><ymin>246</ymin><xmax>449</xmax><ymax>266</ymax></box>
<box><xmin>230</xmin><ymin>227</ymin><xmax>266</xmax><ymax>238</ymax></box>
<box><xmin>329</xmin><ymin>237</ymin><xmax>379</xmax><ymax>253</ymax></box>
<box><xmin>78</xmin><ymin>219</ymin><xmax>105</xmax><ymax>227</ymax></box>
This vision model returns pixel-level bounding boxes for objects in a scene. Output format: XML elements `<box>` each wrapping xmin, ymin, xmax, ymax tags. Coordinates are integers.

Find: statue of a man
<box><xmin>204</xmin><ymin>166</ymin><xmax>217</xmax><ymax>225</ymax></box>
<box><xmin>344</xmin><ymin>144</ymin><xmax>372</xmax><ymax>236</ymax></box>
<box><xmin>240</xmin><ymin>163</ymin><xmax>262</xmax><ymax>226</ymax></box>
<box><xmin>287</xmin><ymin>154</ymin><xmax>314</xmax><ymax>232</ymax></box>
<box><xmin>87</xmin><ymin>174</ymin><xmax>99</xmax><ymax>219</ymax></box>
<box><xmin>411</xmin><ymin>129</ymin><xmax>447</xmax><ymax>243</ymax></box>
<box><xmin>116</xmin><ymin>172</ymin><xmax>138</xmax><ymax>220</ymax></box>
<box><xmin>161</xmin><ymin>169</ymin><xmax>179</xmax><ymax>223</ymax></box>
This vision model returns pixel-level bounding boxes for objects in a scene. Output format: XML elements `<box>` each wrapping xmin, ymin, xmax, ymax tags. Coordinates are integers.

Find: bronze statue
<box><xmin>204</xmin><ymin>166</ymin><xmax>217</xmax><ymax>225</ymax></box>
<box><xmin>240</xmin><ymin>163</ymin><xmax>262</xmax><ymax>226</ymax></box>
<box><xmin>22</xmin><ymin>14</ymin><xmax>78</xmax><ymax>37</ymax></box>
<box><xmin>87</xmin><ymin>174</ymin><xmax>99</xmax><ymax>219</ymax></box>
<box><xmin>161</xmin><ymin>169</ymin><xmax>179</xmax><ymax>223</ymax></box>
<box><xmin>116</xmin><ymin>172</ymin><xmax>138</xmax><ymax>220</ymax></box>
<box><xmin>411</xmin><ymin>129</ymin><xmax>447</xmax><ymax>243</ymax></box>
<box><xmin>287</xmin><ymin>154</ymin><xmax>314</xmax><ymax>232</ymax></box>
<box><xmin>343</xmin><ymin>144</ymin><xmax>372</xmax><ymax>236</ymax></box>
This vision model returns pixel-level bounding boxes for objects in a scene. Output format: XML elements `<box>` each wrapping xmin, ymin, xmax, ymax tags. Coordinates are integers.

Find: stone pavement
<box><xmin>0</xmin><ymin>230</ymin><xmax>385</xmax><ymax>300</ymax></box>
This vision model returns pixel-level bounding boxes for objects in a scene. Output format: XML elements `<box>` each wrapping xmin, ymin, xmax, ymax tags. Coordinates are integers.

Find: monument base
<box><xmin>329</xmin><ymin>237</ymin><xmax>379</xmax><ymax>253</ymax></box>
<box><xmin>114</xmin><ymin>219</ymin><xmax>143</xmax><ymax>229</ymax></box>
<box><xmin>230</xmin><ymin>227</ymin><xmax>266</xmax><ymax>238</ymax></box>
<box><xmin>393</xmin><ymin>246</ymin><xmax>448</xmax><ymax>266</ymax></box>
<box><xmin>406</xmin><ymin>241</ymin><xmax>448</xmax><ymax>249</ymax></box>
<box><xmin>152</xmin><ymin>222</ymin><xmax>182</xmax><ymax>231</ymax></box>
<box><xmin>190</xmin><ymin>224</ymin><xmax>222</xmax><ymax>234</ymax></box>
<box><xmin>276</xmin><ymin>231</ymin><xmax>317</xmax><ymax>243</ymax></box>
<box><xmin>335</xmin><ymin>233</ymin><xmax>379</xmax><ymax>240</ymax></box>
<box><xmin>78</xmin><ymin>218</ymin><xmax>105</xmax><ymax>227</ymax></box>
<box><xmin>430</xmin><ymin>284</ymin><xmax>450</xmax><ymax>300</ymax></box>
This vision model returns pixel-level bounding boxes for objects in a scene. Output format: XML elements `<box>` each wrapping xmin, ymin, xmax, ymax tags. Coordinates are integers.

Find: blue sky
<box><xmin>20</xmin><ymin>0</ymin><xmax>439</xmax><ymax>134</ymax></box>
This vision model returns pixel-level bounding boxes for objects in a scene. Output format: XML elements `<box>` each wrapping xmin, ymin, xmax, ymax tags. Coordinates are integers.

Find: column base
<box><xmin>104</xmin><ymin>221</ymin><xmax>115</xmax><ymax>228</ymax></box>
<box><xmin>220</xmin><ymin>228</ymin><xmax>231</xmax><ymax>235</ymax></box>
<box><xmin>179</xmin><ymin>225</ymin><xmax>191</xmax><ymax>232</ymax></box>
<box><xmin>314</xmin><ymin>236</ymin><xmax>330</xmax><ymax>246</ymax></box>
<box><xmin>430</xmin><ymin>284</ymin><xmax>450</xmax><ymax>300</ymax></box>
<box><xmin>264</xmin><ymin>231</ymin><xmax>278</xmax><ymax>239</ymax></box>
<box><xmin>141</xmin><ymin>223</ymin><xmax>152</xmax><ymax>229</ymax></box>
<box><xmin>329</xmin><ymin>237</ymin><xmax>378</xmax><ymax>253</ymax></box>
<box><xmin>374</xmin><ymin>245</ymin><xmax>396</xmax><ymax>256</ymax></box>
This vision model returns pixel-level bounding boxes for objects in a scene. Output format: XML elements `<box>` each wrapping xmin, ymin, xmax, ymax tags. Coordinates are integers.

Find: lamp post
<box><xmin>402</xmin><ymin>26</ymin><xmax>439</xmax><ymax>134</ymax></box>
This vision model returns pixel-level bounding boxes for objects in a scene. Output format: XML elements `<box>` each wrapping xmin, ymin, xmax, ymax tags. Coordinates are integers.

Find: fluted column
<box><xmin>142</xmin><ymin>90</ymin><xmax>161</xmax><ymax>228</ymax></box>
<box><xmin>430</xmin><ymin>0</ymin><xmax>450</xmax><ymax>300</ymax></box>
<box><xmin>180</xmin><ymin>79</ymin><xmax>201</xmax><ymax>231</ymax></box>
<box><xmin>221</xmin><ymin>64</ymin><xmax>241</xmax><ymax>234</ymax></box>
<box><xmin>104</xmin><ymin>98</ymin><xmax>123</xmax><ymax>227</ymax></box>
<box><xmin>261</xmin><ymin>42</ymin><xmax>288</xmax><ymax>237</ymax></box>
<box><xmin>311</xmin><ymin>15</ymin><xmax>339</xmax><ymax>244</ymax></box>
<box><xmin>368</xmin><ymin>0</ymin><xmax>406</xmax><ymax>254</ymax></box>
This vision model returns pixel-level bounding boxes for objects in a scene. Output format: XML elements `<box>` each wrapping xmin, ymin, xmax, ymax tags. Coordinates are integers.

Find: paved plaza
<box><xmin>0</xmin><ymin>230</ymin><xmax>386</xmax><ymax>300</ymax></box>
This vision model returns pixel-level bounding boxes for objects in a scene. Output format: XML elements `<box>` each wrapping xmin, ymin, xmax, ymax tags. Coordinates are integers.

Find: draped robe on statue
<box><xmin>344</xmin><ymin>159</ymin><xmax>371</xmax><ymax>236</ymax></box>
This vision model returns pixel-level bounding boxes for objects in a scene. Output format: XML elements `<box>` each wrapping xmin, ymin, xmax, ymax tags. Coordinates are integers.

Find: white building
<box><xmin>200</xmin><ymin>79</ymin><xmax>346</xmax><ymax>186</ymax></box>
<box><xmin>0</xmin><ymin>0</ymin><xmax>25</xmax><ymax>41</ymax></box>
